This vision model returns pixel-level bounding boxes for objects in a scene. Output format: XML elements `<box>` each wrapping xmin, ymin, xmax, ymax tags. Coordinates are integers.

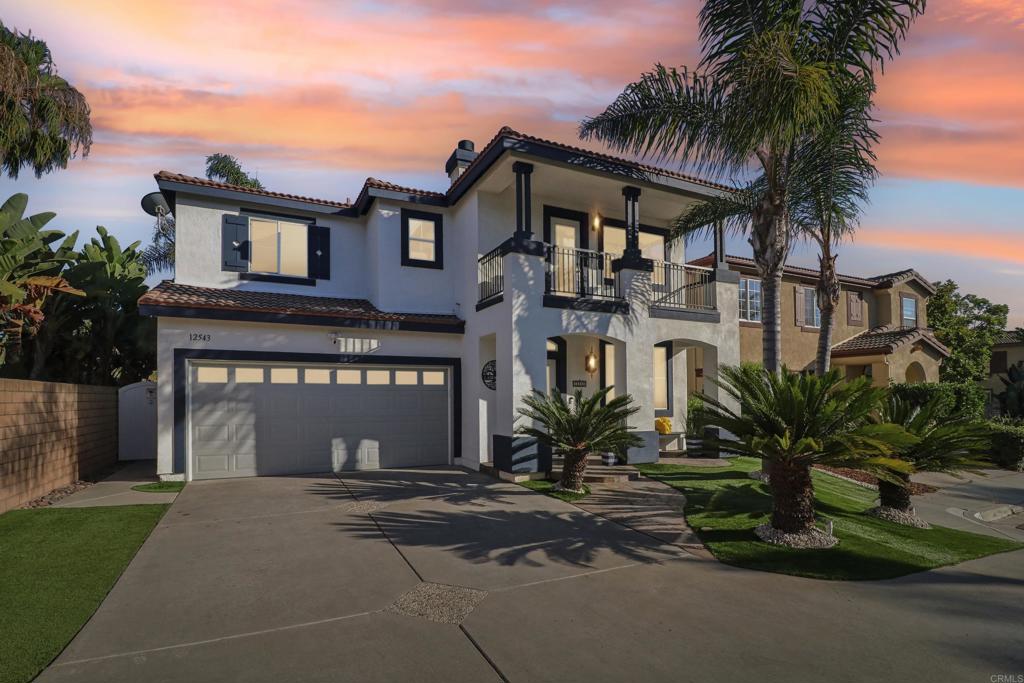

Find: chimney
<box><xmin>445</xmin><ymin>139</ymin><xmax>477</xmax><ymax>184</ymax></box>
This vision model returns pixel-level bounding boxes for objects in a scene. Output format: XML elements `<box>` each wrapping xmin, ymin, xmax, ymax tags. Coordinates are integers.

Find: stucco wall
<box><xmin>982</xmin><ymin>343</ymin><xmax>1024</xmax><ymax>398</ymax></box>
<box><xmin>736</xmin><ymin>276</ymin><xmax>870</xmax><ymax>370</ymax></box>
<box><xmin>155</xmin><ymin>317</ymin><xmax>463</xmax><ymax>478</ymax></box>
<box><xmin>873</xmin><ymin>281</ymin><xmax>930</xmax><ymax>329</ymax></box>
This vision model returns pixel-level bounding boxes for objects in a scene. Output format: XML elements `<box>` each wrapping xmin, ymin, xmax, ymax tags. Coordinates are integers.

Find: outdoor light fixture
<box><xmin>584</xmin><ymin>348</ymin><xmax>599</xmax><ymax>375</ymax></box>
<box><xmin>592</xmin><ymin>214</ymin><xmax>601</xmax><ymax>231</ymax></box>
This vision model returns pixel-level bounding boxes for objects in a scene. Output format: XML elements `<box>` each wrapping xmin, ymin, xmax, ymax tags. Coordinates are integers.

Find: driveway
<box><xmin>913</xmin><ymin>468</ymin><xmax>1024</xmax><ymax>542</ymax></box>
<box><xmin>39</xmin><ymin>468</ymin><xmax>1024</xmax><ymax>682</ymax></box>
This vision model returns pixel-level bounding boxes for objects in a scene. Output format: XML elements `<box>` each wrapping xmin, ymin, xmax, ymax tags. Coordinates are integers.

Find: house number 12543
<box><xmin>189</xmin><ymin>333</ymin><xmax>211</xmax><ymax>342</ymax></box>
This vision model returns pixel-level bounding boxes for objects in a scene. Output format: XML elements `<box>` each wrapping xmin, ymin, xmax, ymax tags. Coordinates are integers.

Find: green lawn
<box><xmin>519</xmin><ymin>479</ymin><xmax>591</xmax><ymax>503</ymax></box>
<box><xmin>0</xmin><ymin>505</ymin><xmax>168</xmax><ymax>683</ymax></box>
<box><xmin>131</xmin><ymin>481</ymin><xmax>185</xmax><ymax>493</ymax></box>
<box><xmin>637</xmin><ymin>457</ymin><xmax>1022</xmax><ymax>581</ymax></box>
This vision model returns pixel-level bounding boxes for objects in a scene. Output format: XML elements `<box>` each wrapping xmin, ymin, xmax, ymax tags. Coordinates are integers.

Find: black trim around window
<box><xmin>172</xmin><ymin>350</ymin><xmax>461</xmax><ymax>475</ymax></box>
<box><xmin>543</xmin><ymin>205</ymin><xmax>590</xmax><ymax>250</ymax></box>
<box><xmin>401</xmin><ymin>209</ymin><xmax>444</xmax><ymax>269</ymax></box>
<box><xmin>547</xmin><ymin>336</ymin><xmax>567</xmax><ymax>394</ymax></box>
<box><xmin>654</xmin><ymin>341</ymin><xmax>673</xmax><ymax>418</ymax></box>
<box><xmin>239</xmin><ymin>273</ymin><xmax>315</xmax><ymax>287</ymax></box>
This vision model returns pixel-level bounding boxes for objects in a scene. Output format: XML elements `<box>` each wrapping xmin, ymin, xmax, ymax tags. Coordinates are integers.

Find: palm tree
<box><xmin>871</xmin><ymin>394</ymin><xmax>990</xmax><ymax>526</ymax></box>
<box><xmin>140</xmin><ymin>213</ymin><xmax>176</xmax><ymax>276</ymax></box>
<box><xmin>205</xmin><ymin>153</ymin><xmax>264</xmax><ymax>190</ymax></box>
<box><xmin>0</xmin><ymin>22</ymin><xmax>92</xmax><ymax>178</ymax></box>
<box><xmin>580</xmin><ymin>0</ymin><xmax>925</xmax><ymax>373</ymax></box>
<box><xmin>516</xmin><ymin>388</ymin><xmax>643</xmax><ymax>493</ymax></box>
<box><xmin>790</xmin><ymin>74</ymin><xmax>880</xmax><ymax>374</ymax></box>
<box><xmin>696</xmin><ymin>364</ymin><xmax>912</xmax><ymax>545</ymax></box>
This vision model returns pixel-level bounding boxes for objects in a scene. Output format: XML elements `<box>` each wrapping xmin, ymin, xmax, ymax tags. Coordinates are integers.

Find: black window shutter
<box><xmin>307</xmin><ymin>225</ymin><xmax>330</xmax><ymax>280</ymax></box>
<box><xmin>221</xmin><ymin>214</ymin><xmax>250</xmax><ymax>272</ymax></box>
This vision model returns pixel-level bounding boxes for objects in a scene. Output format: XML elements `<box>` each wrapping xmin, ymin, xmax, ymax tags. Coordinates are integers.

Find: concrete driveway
<box><xmin>913</xmin><ymin>468</ymin><xmax>1024</xmax><ymax>542</ymax></box>
<box><xmin>39</xmin><ymin>467</ymin><xmax>1024</xmax><ymax>682</ymax></box>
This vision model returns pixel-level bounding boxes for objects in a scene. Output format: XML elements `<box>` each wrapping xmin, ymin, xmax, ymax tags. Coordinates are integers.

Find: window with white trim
<box><xmin>901</xmin><ymin>296</ymin><xmax>917</xmax><ymax>328</ymax></box>
<box><xmin>739</xmin><ymin>278</ymin><xmax>762</xmax><ymax>322</ymax></box>
<box><xmin>804</xmin><ymin>289</ymin><xmax>822</xmax><ymax>328</ymax></box>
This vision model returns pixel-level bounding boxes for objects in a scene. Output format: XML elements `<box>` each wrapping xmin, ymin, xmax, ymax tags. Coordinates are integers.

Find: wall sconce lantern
<box><xmin>592</xmin><ymin>214</ymin><xmax>601</xmax><ymax>231</ymax></box>
<box><xmin>584</xmin><ymin>348</ymin><xmax>599</xmax><ymax>375</ymax></box>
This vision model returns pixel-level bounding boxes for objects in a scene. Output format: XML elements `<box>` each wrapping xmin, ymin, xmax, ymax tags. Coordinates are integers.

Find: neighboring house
<box><xmin>982</xmin><ymin>330</ymin><xmax>1024</xmax><ymax>409</ymax></box>
<box><xmin>140</xmin><ymin>127</ymin><xmax>743</xmax><ymax>481</ymax></box>
<box><xmin>689</xmin><ymin>254</ymin><xmax>949</xmax><ymax>386</ymax></box>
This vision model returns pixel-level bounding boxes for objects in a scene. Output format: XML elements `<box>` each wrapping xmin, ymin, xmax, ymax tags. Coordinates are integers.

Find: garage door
<box><xmin>188</xmin><ymin>363</ymin><xmax>450</xmax><ymax>479</ymax></box>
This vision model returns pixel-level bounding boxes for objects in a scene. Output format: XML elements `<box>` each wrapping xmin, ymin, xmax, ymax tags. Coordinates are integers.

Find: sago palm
<box><xmin>697</xmin><ymin>364</ymin><xmax>913</xmax><ymax>543</ymax></box>
<box><xmin>516</xmin><ymin>387</ymin><xmax>643</xmax><ymax>493</ymax></box>
<box><xmin>871</xmin><ymin>394</ymin><xmax>990</xmax><ymax>526</ymax></box>
<box><xmin>580</xmin><ymin>0</ymin><xmax>925</xmax><ymax>373</ymax></box>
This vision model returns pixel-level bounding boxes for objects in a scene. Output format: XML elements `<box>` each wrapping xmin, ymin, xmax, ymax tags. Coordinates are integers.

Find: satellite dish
<box><xmin>141</xmin><ymin>191</ymin><xmax>170</xmax><ymax>217</ymax></box>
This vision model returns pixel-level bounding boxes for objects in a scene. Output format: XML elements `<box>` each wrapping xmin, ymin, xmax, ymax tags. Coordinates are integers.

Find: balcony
<box><xmin>476</xmin><ymin>243</ymin><xmax>718</xmax><ymax>318</ymax></box>
<box><xmin>651</xmin><ymin>262</ymin><xmax>715</xmax><ymax>311</ymax></box>
<box><xmin>545</xmin><ymin>245</ymin><xmax>621</xmax><ymax>302</ymax></box>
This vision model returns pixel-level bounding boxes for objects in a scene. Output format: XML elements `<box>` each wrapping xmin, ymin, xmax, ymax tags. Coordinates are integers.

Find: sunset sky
<box><xmin>3</xmin><ymin>0</ymin><xmax>1022</xmax><ymax>324</ymax></box>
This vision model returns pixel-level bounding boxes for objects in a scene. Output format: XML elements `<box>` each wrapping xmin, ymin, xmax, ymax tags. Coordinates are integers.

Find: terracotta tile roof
<box><xmin>366</xmin><ymin>177</ymin><xmax>445</xmax><ymax>199</ymax></box>
<box><xmin>831</xmin><ymin>325</ymin><xmax>949</xmax><ymax>358</ymax></box>
<box><xmin>994</xmin><ymin>330</ymin><xmax>1024</xmax><ymax>346</ymax></box>
<box><xmin>448</xmin><ymin>126</ymin><xmax>733</xmax><ymax>196</ymax></box>
<box><xmin>138</xmin><ymin>281</ymin><xmax>463</xmax><ymax>329</ymax></box>
<box><xmin>154</xmin><ymin>171</ymin><xmax>353</xmax><ymax>209</ymax></box>
<box><xmin>867</xmin><ymin>268</ymin><xmax>936</xmax><ymax>294</ymax></box>
<box><xmin>689</xmin><ymin>253</ymin><xmax>880</xmax><ymax>287</ymax></box>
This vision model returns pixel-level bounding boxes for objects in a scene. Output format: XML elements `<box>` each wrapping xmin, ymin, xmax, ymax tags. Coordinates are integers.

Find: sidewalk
<box><xmin>52</xmin><ymin>460</ymin><xmax>179</xmax><ymax>508</ymax></box>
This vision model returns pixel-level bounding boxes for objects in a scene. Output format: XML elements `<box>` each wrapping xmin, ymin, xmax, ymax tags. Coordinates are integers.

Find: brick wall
<box><xmin>0</xmin><ymin>379</ymin><xmax>118</xmax><ymax>513</ymax></box>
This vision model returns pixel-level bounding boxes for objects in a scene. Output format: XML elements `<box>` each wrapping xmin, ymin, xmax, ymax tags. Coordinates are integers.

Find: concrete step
<box><xmin>550</xmin><ymin>465</ymin><xmax>640</xmax><ymax>484</ymax></box>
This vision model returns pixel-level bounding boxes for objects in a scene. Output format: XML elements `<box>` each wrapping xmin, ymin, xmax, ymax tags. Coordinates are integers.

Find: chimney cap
<box><xmin>446</xmin><ymin>139</ymin><xmax>478</xmax><ymax>177</ymax></box>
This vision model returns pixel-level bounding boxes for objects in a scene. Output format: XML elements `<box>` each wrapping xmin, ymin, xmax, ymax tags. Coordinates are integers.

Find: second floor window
<box><xmin>804</xmin><ymin>288</ymin><xmax>822</xmax><ymax>328</ymax></box>
<box><xmin>739</xmin><ymin>278</ymin><xmax>762</xmax><ymax>322</ymax></box>
<box><xmin>250</xmin><ymin>218</ymin><xmax>309</xmax><ymax>277</ymax></box>
<box><xmin>901</xmin><ymin>296</ymin><xmax>917</xmax><ymax>328</ymax></box>
<box><xmin>401</xmin><ymin>209</ymin><xmax>444</xmax><ymax>269</ymax></box>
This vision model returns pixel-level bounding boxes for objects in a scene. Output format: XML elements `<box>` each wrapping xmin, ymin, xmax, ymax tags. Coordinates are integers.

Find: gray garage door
<box><xmin>188</xmin><ymin>363</ymin><xmax>450</xmax><ymax>479</ymax></box>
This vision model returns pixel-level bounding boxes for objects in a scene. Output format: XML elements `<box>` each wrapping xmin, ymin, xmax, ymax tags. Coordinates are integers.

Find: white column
<box><xmin>617</xmin><ymin>266</ymin><xmax>659</xmax><ymax>463</ymax></box>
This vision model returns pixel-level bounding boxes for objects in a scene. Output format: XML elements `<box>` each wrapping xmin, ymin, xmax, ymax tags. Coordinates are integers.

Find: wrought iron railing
<box><xmin>546</xmin><ymin>246</ymin><xmax>622</xmax><ymax>300</ymax></box>
<box><xmin>651</xmin><ymin>262</ymin><xmax>715</xmax><ymax>311</ymax></box>
<box><xmin>478</xmin><ymin>245</ymin><xmax>504</xmax><ymax>303</ymax></box>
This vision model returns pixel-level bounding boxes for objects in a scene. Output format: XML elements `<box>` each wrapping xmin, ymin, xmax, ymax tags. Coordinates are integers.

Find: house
<box><xmin>688</xmin><ymin>254</ymin><xmax>949</xmax><ymax>386</ymax></box>
<box><xmin>983</xmin><ymin>330</ymin><xmax>1024</xmax><ymax>409</ymax></box>
<box><xmin>139</xmin><ymin>127</ymin><xmax>743</xmax><ymax>481</ymax></box>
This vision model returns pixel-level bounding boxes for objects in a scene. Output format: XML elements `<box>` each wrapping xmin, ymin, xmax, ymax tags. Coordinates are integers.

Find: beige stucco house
<box><xmin>690</xmin><ymin>254</ymin><xmax>949</xmax><ymax>386</ymax></box>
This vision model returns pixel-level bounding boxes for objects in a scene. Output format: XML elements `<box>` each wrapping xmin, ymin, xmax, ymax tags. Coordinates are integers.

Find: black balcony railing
<box><xmin>546</xmin><ymin>245</ymin><xmax>621</xmax><ymax>300</ymax></box>
<box><xmin>651</xmin><ymin>261</ymin><xmax>715</xmax><ymax>311</ymax></box>
<box><xmin>478</xmin><ymin>245</ymin><xmax>504</xmax><ymax>303</ymax></box>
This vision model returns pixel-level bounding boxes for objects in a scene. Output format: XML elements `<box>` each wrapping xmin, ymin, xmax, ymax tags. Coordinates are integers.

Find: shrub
<box><xmin>889</xmin><ymin>382</ymin><xmax>986</xmax><ymax>422</ymax></box>
<box><xmin>686</xmin><ymin>394</ymin><xmax>704</xmax><ymax>434</ymax></box>
<box><xmin>988</xmin><ymin>418</ymin><xmax>1024</xmax><ymax>471</ymax></box>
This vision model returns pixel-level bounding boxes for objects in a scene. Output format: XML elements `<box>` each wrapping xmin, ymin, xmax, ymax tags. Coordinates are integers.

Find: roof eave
<box><xmin>155</xmin><ymin>177</ymin><xmax>357</xmax><ymax>217</ymax></box>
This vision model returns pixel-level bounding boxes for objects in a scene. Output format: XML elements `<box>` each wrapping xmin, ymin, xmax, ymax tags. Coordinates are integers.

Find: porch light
<box><xmin>592</xmin><ymin>214</ymin><xmax>601</xmax><ymax>231</ymax></box>
<box><xmin>584</xmin><ymin>348</ymin><xmax>599</xmax><ymax>375</ymax></box>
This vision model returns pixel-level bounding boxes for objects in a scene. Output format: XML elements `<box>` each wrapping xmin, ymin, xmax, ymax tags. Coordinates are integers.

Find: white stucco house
<box><xmin>140</xmin><ymin>127</ymin><xmax>740</xmax><ymax>481</ymax></box>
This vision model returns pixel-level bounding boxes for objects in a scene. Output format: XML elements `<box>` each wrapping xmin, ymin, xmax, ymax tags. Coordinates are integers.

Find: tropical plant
<box><xmin>696</xmin><ymin>364</ymin><xmax>912</xmax><ymax>542</ymax></box>
<box><xmin>997</xmin><ymin>364</ymin><xmax>1024</xmax><ymax>419</ymax></box>
<box><xmin>516</xmin><ymin>387</ymin><xmax>643</xmax><ymax>493</ymax></box>
<box><xmin>871</xmin><ymin>394</ymin><xmax>990</xmax><ymax>525</ymax></box>
<box><xmin>927</xmin><ymin>280</ymin><xmax>1008</xmax><ymax>383</ymax></box>
<box><xmin>790</xmin><ymin>74</ymin><xmax>879</xmax><ymax>374</ymax></box>
<box><xmin>0</xmin><ymin>22</ymin><xmax>92</xmax><ymax>178</ymax></box>
<box><xmin>140</xmin><ymin>212</ymin><xmax>175</xmax><ymax>276</ymax></box>
<box><xmin>205</xmin><ymin>153</ymin><xmax>264</xmax><ymax>189</ymax></box>
<box><xmin>0</xmin><ymin>193</ymin><xmax>82</xmax><ymax>365</ymax></box>
<box><xmin>579</xmin><ymin>0</ymin><xmax>925</xmax><ymax>374</ymax></box>
<box><xmin>31</xmin><ymin>227</ymin><xmax>153</xmax><ymax>385</ymax></box>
